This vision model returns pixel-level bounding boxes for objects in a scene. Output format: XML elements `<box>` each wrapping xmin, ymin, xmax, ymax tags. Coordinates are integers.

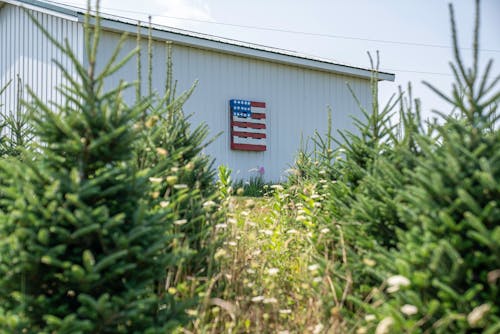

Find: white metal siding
<box><xmin>93</xmin><ymin>30</ymin><xmax>371</xmax><ymax>181</ymax></box>
<box><xmin>0</xmin><ymin>4</ymin><xmax>83</xmax><ymax>120</ymax></box>
<box><xmin>176</xmin><ymin>47</ymin><xmax>371</xmax><ymax>181</ymax></box>
<box><xmin>1</xmin><ymin>4</ymin><xmax>371</xmax><ymax>181</ymax></box>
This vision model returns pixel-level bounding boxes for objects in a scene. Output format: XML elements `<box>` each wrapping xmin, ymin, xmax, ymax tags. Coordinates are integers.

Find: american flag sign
<box><xmin>230</xmin><ymin>99</ymin><xmax>267</xmax><ymax>151</ymax></box>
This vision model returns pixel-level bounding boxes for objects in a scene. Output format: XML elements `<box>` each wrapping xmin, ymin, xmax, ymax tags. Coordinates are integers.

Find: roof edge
<box><xmin>91</xmin><ymin>16</ymin><xmax>395</xmax><ymax>81</ymax></box>
<box><xmin>5</xmin><ymin>0</ymin><xmax>395</xmax><ymax>82</ymax></box>
<box><xmin>1</xmin><ymin>0</ymin><xmax>79</xmax><ymax>20</ymax></box>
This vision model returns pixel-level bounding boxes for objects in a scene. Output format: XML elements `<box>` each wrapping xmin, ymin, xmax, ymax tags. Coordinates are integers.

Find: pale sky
<box><xmin>48</xmin><ymin>0</ymin><xmax>500</xmax><ymax>120</ymax></box>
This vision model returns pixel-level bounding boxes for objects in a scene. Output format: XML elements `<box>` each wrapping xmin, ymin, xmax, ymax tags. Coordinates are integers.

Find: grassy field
<box><xmin>183</xmin><ymin>191</ymin><xmax>335</xmax><ymax>333</ymax></box>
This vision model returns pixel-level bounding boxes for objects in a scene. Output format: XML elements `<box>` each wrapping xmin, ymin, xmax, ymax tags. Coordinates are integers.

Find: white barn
<box><xmin>0</xmin><ymin>0</ymin><xmax>394</xmax><ymax>181</ymax></box>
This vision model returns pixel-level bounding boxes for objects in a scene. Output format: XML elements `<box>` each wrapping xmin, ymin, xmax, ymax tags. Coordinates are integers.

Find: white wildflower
<box><xmin>251</xmin><ymin>296</ymin><xmax>264</xmax><ymax>303</ymax></box>
<box><xmin>279</xmin><ymin>309</ymin><xmax>292</xmax><ymax>314</ymax></box>
<box><xmin>400</xmin><ymin>304</ymin><xmax>418</xmax><ymax>316</ymax></box>
<box><xmin>467</xmin><ymin>304</ymin><xmax>490</xmax><ymax>327</ymax></box>
<box><xmin>174</xmin><ymin>219</ymin><xmax>187</xmax><ymax>226</ymax></box>
<box><xmin>308</xmin><ymin>264</ymin><xmax>320</xmax><ymax>271</ymax></box>
<box><xmin>263</xmin><ymin>297</ymin><xmax>278</xmax><ymax>304</ymax></box>
<box><xmin>260</xmin><ymin>229</ymin><xmax>273</xmax><ymax>236</ymax></box>
<box><xmin>185</xmin><ymin>309</ymin><xmax>198</xmax><ymax>316</ymax></box>
<box><xmin>386</xmin><ymin>275</ymin><xmax>410</xmax><ymax>293</ymax></box>
<box><xmin>375</xmin><ymin>317</ymin><xmax>394</xmax><ymax>334</ymax></box>
<box><xmin>313</xmin><ymin>323</ymin><xmax>324</xmax><ymax>334</ymax></box>
<box><xmin>268</xmin><ymin>268</ymin><xmax>279</xmax><ymax>276</ymax></box>
<box><xmin>487</xmin><ymin>269</ymin><xmax>500</xmax><ymax>284</ymax></box>
<box><xmin>203</xmin><ymin>200</ymin><xmax>216</xmax><ymax>208</ymax></box>
<box><xmin>320</xmin><ymin>228</ymin><xmax>330</xmax><ymax>234</ymax></box>
<box><xmin>364</xmin><ymin>314</ymin><xmax>376</xmax><ymax>322</ymax></box>
<box><xmin>356</xmin><ymin>327</ymin><xmax>367</xmax><ymax>334</ymax></box>
<box><xmin>149</xmin><ymin>177</ymin><xmax>163</xmax><ymax>183</ymax></box>
<box><xmin>156</xmin><ymin>147</ymin><xmax>167</xmax><ymax>156</ymax></box>
<box><xmin>296</xmin><ymin>215</ymin><xmax>307</xmax><ymax>222</ymax></box>
<box><xmin>270</xmin><ymin>184</ymin><xmax>284</xmax><ymax>191</ymax></box>
<box><xmin>386</xmin><ymin>286</ymin><xmax>399</xmax><ymax>293</ymax></box>
<box><xmin>159</xmin><ymin>201</ymin><xmax>169</xmax><ymax>208</ymax></box>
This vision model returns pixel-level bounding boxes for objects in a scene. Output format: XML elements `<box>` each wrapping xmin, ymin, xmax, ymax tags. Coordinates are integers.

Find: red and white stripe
<box><xmin>230</xmin><ymin>101</ymin><xmax>266</xmax><ymax>151</ymax></box>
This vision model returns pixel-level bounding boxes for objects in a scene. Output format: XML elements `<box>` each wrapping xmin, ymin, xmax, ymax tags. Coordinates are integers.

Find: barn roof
<box><xmin>2</xmin><ymin>0</ymin><xmax>395</xmax><ymax>81</ymax></box>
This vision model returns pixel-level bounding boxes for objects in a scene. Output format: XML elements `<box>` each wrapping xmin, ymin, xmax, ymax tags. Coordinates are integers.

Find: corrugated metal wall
<box><xmin>0</xmin><ymin>4</ymin><xmax>83</xmax><ymax>124</ymax></box>
<box><xmin>1</xmin><ymin>2</ymin><xmax>371</xmax><ymax>181</ymax></box>
<box><xmin>94</xmin><ymin>30</ymin><xmax>372</xmax><ymax>181</ymax></box>
<box><xmin>171</xmin><ymin>45</ymin><xmax>371</xmax><ymax>181</ymax></box>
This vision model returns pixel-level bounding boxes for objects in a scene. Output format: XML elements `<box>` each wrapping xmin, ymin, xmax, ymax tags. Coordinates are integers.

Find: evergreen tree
<box><xmin>134</xmin><ymin>32</ymin><xmax>221</xmax><ymax>287</ymax></box>
<box><xmin>0</xmin><ymin>81</ymin><xmax>9</xmax><ymax>154</ymax></box>
<box><xmin>289</xmin><ymin>2</ymin><xmax>499</xmax><ymax>332</ymax></box>
<box><xmin>287</xmin><ymin>54</ymin><xmax>421</xmax><ymax>327</ymax></box>
<box><xmin>0</xmin><ymin>77</ymin><xmax>33</xmax><ymax>158</ymax></box>
<box><xmin>0</xmin><ymin>4</ymin><xmax>192</xmax><ymax>332</ymax></box>
<box><xmin>347</xmin><ymin>83</ymin><xmax>424</xmax><ymax>248</ymax></box>
<box><xmin>358</xmin><ymin>1</ymin><xmax>500</xmax><ymax>332</ymax></box>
